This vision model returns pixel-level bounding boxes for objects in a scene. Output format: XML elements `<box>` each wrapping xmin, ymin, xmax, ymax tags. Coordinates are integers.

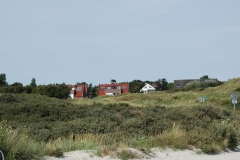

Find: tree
<box><xmin>111</xmin><ymin>79</ymin><xmax>116</xmax><ymax>84</ymax></box>
<box><xmin>161</xmin><ymin>78</ymin><xmax>168</xmax><ymax>90</ymax></box>
<box><xmin>10</xmin><ymin>82</ymin><xmax>23</xmax><ymax>86</ymax></box>
<box><xmin>200</xmin><ymin>75</ymin><xmax>209</xmax><ymax>81</ymax></box>
<box><xmin>55</xmin><ymin>83</ymin><xmax>70</xmax><ymax>99</ymax></box>
<box><xmin>30</xmin><ymin>78</ymin><xmax>37</xmax><ymax>88</ymax></box>
<box><xmin>33</xmin><ymin>83</ymin><xmax>69</xmax><ymax>99</ymax></box>
<box><xmin>76</xmin><ymin>82</ymin><xmax>86</xmax><ymax>85</ymax></box>
<box><xmin>91</xmin><ymin>85</ymin><xmax>98</xmax><ymax>98</ymax></box>
<box><xmin>156</xmin><ymin>78</ymin><xmax>168</xmax><ymax>91</ymax></box>
<box><xmin>0</xmin><ymin>73</ymin><xmax>7</xmax><ymax>87</ymax></box>
<box><xmin>88</xmin><ymin>83</ymin><xmax>93</xmax><ymax>93</ymax></box>
<box><xmin>129</xmin><ymin>80</ymin><xmax>145</xmax><ymax>93</ymax></box>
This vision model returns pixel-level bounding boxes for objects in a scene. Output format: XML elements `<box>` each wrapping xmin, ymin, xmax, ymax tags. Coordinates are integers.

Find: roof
<box><xmin>140</xmin><ymin>83</ymin><xmax>156</xmax><ymax>92</ymax></box>
<box><xmin>99</xmin><ymin>83</ymin><xmax>129</xmax><ymax>86</ymax></box>
<box><xmin>151</xmin><ymin>83</ymin><xmax>157</xmax><ymax>88</ymax></box>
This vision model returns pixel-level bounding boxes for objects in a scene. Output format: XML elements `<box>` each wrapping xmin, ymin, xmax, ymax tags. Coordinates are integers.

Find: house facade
<box><xmin>69</xmin><ymin>84</ymin><xmax>88</xmax><ymax>99</ymax></box>
<box><xmin>174</xmin><ymin>79</ymin><xmax>198</xmax><ymax>89</ymax></box>
<box><xmin>140</xmin><ymin>83</ymin><xmax>156</xmax><ymax>94</ymax></box>
<box><xmin>98</xmin><ymin>83</ymin><xmax>129</xmax><ymax>96</ymax></box>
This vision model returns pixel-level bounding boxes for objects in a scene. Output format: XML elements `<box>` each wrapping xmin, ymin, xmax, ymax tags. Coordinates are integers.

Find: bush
<box><xmin>185</xmin><ymin>80</ymin><xmax>223</xmax><ymax>91</ymax></box>
<box><xmin>0</xmin><ymin>94</ymin><xmax>239</xmax><ymax>155</ymax></box>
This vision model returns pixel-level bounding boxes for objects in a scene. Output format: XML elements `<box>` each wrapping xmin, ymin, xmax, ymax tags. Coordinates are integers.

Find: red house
<box><xmin>98</xmin><ymin>83</ymin><xmax>129</xmax><ymax>96</ymax></box>
<box><xmin>69</xmin><ymin>84</ymin><xmax>88</xmax><ymax>99</ymax></box>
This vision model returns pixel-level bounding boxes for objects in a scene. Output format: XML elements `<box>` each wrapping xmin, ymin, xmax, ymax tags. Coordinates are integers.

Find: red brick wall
<box><xmin>98</xmin><ymin>83</ymin><xmax>129</xmax><ymax>96</ymax></box>
<box><xmin>69</xmin><ymin>84</ymin><xmax>88</xmax><ymax>98</ymax></box>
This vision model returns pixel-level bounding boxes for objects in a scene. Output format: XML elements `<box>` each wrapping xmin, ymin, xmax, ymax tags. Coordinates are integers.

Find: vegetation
<box><xmin>0</xmin><ymin>74</ymin><xmax>240</xmax><ymax>159</ymax></box>
<box><xmin>155</xmin><ymin>78</ymin><xmax>168</xmax><ymax>91</ymax></box>
<box><xmin>0</xmin><ymin>83</ymin><xmax>70</xmax><ymax>99</ymax></box>
<box><xmin>0</xmin><ymin>73</ymin><xmax>8</xmax><ymax>87</ymax></box>
<box><xmin>129</xmin><ymin>78</ymin><xmax>168</xmax><ymax>93</ymax></box>
<box><xmin>185</xmin><ymin>79</ymin><xmax>223</xmax><ymax>91</ymax></box>
<box><xmin>30</xmin><ymin>78</ymin><xmax>37</xmax><ymax>88</ymax></box>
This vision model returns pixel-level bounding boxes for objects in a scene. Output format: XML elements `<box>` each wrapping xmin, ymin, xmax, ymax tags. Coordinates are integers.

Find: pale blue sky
<box><xmin>1</xmin><ymin>0</ymin><xmax>240</xmax><ymax>86</ymax></box>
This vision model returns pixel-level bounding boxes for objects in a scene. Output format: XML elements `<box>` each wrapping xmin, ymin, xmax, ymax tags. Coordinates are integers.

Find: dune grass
<box><xmin>0</xmin><ymin>78</ymin><xmax>240</xmax><ymax>159</ymax></box>
<box><xmin>0</xmin><ymin>121</ymin><xmax>45</xmax><ymax>160</ymax></box>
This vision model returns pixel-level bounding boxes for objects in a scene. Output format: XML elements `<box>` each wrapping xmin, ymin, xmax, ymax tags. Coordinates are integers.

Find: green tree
<box><xmin>76</xmin><ymin>82</ymin><xmax>86</xmax><ymax>85</ymax></box>
<box><xmin>91</xmin><ymin>85</ymin><xmax>98</xmax><ymax>98</ymax></box>
<box><xmin>111</xmin><ymin>79</ymin><xmax>116</xmax><ymax>84</ymax></box>
<box><xmin>55</xmin><ymin>83</ymin><xmax>70</xmax><ymax>99</ymax></box>
<box><xmin>156</xmin><ymin>78</ymin><xmax>168</xmax><ymax>91</ymax></box>
<box><xmin>30</xmin><ymin>78</ymin><xmax>37</xmax><ymax>88</ymax></box>
<box><xmin>10</xmin><ymin>82</ymin><xmax>23</xmax><ymax>86</ymax></box>
<box><xmin>200</xmin><ymin>75</ymin><xmax>209</xmax><ymax>81</ymax></box>
<box><xmin>0</xmin><ymin>73</ymin><xmax>8</xmax><ymax>87</ymax></box>
<box><xmin>129</xmin><ymin>80</ymin><xmax>145</xmax><ymax>93</ymax></box>
<box><xmin>88</xmin><ymin>83</ymin><xmax>92</xmax><ymax>93</ymax></box>
<box><xmin>33</xmin><ymin>83</ymin><xmax>69</xmax><ymax>99</ymax></box>
<box><xmin>24</xmin><ymin>85</ymin><xmax>33</xmax><ymax>94</ymax></box>
<box><xmin>161</xmin><ymin>78</ymin><xmax>168</xmax><ymax>90</ymax></box>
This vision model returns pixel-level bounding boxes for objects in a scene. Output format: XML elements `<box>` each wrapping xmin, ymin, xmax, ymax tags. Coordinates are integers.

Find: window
<box><xmin>177</xmin><ymin>84</ymin><xmax>180</xmax><ymax>88</ymax></box>
<box><xmin>76</xmin><ymin>87</ymin><xmax>82</xmax><ymax>91</ymax></box>
<box><xmin>101</xmin><ymin>87</ymin><xmax>105</xmax><ymax>90</ymax></box>
<box><xmin>117</xmin><ymin>86</ymin><xmax>121</xmax><ymax>89</ymax></box>
<box><xmin>107</xmin><ymin>86</ymin><xmax>111</xmax><ymax>89</ymax></box>
<box><xmin>122</xmin><ymin>86</ymin><xmax>126</xmax><ymax>89</ymax></box>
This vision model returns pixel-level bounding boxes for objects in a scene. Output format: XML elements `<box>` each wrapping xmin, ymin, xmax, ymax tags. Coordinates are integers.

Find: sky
<box><xmin>1</xmin><ymin>0</ymin><xmax>240</xmax><ymax>86</ymax></box>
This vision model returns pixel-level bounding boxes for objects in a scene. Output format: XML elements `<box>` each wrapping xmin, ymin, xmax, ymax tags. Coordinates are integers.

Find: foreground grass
<box><xmin>0</xmin><ymin>121</ymin><xmax>45</xmax><ymax>160</ymax></box>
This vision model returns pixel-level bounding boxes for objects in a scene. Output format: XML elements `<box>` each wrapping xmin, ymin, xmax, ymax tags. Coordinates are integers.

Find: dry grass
<box><xmin>0</xmin><ymin>121</ymin><xmax>45</xmax><ymax>160</ymax></box>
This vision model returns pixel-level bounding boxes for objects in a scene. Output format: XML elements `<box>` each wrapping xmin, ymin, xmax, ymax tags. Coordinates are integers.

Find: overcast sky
<box><xmin>1</xmin><ymin>0</ymin><xmax>240</xmax><ymax>86</ymax></box>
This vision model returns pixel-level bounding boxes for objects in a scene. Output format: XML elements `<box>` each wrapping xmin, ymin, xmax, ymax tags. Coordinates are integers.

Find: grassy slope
<box><xmin>73</xmin><ymin>78</ymin><xmax>240</xmax><ymax>108</ymax></box>
<box><xmin>0</xmin><ymin>78</ymin><xmax>240</xmax><ymax>159</ymax></box>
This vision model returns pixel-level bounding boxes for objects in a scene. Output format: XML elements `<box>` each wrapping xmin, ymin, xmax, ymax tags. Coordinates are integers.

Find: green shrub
<box><xmin>201</xmin><ymin>144</ymin><xmax>221</xmax><ymax>154</ymax></box>
<box><xmin>185</xmin><ymin>80</ymin><xmax>223</xmax><ymax>91</ymax></box>
<box><xmin>0</xmin><ymin>94</ymin><xmax>240</xmax><ymax>156</ymax></box>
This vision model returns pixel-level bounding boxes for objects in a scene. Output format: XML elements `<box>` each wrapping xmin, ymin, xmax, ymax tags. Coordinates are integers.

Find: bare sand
<box><xmin>44</xmin><ymin>147</ymin><xmax>240</xmax><ymax>160</ymax></box>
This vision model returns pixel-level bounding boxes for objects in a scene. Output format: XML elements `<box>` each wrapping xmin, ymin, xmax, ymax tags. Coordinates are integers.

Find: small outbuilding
<box><xmin>140</xmin><ymin>83</ymin><xmax>156</xmax><ymax>94</ymax></box>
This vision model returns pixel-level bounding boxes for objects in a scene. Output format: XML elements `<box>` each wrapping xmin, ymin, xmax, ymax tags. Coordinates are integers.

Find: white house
<box><xmin>140</xmin><ymin>83</ymin><xmax>156</xmax><ymax>94</ymax></box>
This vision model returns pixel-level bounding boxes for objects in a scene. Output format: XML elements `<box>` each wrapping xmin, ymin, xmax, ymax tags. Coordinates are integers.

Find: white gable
<box><xmin>140</xmin><ymin>83</ymin><xmax>156</xmax><ymax>93</ymax></box>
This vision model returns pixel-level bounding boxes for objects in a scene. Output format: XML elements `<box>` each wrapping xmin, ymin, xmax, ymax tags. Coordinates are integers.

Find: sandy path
<box><xmin>44</xmin><ymin>148</ymin><xmax>240</xmax><ymax>160</ymax></box>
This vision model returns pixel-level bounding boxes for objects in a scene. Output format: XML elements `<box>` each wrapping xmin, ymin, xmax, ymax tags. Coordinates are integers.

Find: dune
<box><xmin>44</xmin><ymin>146</ymin><xmax>240</xmax><ymax>160</ymax></box>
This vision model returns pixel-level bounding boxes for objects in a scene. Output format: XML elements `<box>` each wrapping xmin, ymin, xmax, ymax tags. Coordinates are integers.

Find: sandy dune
<box><xmin>44</xmin><ymin>147</ymin><xmax>240</xmax><ymax>160</ymax></box>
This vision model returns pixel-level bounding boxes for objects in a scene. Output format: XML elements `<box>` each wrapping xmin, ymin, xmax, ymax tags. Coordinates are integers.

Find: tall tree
<box><xmin>0</xmin><ymin>73</ymin><xmax>7</xmax><ymax>87</ymax></box>
<box><xmin>91</xmin><ymin>85</ymin><xmax>98</xmax><ymax>98</ymax></box>
<box><xmin>161</xmin><ymin>78</ymin><xmax>168</xmax><ymax>90</ymax></box>
<box><xmin>88</xmin><ymin>83</ymin><xmax>93</xmax><ymax>93</ymax></box>
<box><xmin>30</xmin><ymin>78</ymin><xmax>37</xmax><ymax>88</ymax></box>
<box><xmin>156</xmin><ymin>78</ymin><xmax>168</xmax><ymax>91</ymax></box>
